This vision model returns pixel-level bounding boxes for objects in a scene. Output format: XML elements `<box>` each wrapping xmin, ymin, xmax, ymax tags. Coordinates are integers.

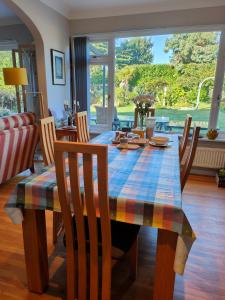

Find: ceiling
<box><xmin>40</xmin><ymin>0</ymin><xmax>225</xmax><ymax>19</ymax></box>
<box><xmin>0</xmin><ymin>1</ymin><xmax>21</xmax><ymax>26</ymax></box>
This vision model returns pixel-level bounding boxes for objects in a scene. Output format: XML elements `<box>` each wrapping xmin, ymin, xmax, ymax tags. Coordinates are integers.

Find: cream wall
<box><xmin>5</xmin><ymin>0</ymin><xmax>71</xmax><ymax>118</ymax></box>
<box><xmin>70</xmin><ymin>6</ymin><xmax>225</xmax><ymax>35</ymax></box>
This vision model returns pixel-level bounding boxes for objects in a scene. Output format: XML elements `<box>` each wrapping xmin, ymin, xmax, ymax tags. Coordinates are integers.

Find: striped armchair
<box><xmin>0</xmin><ymin>113</ymin><xmax>39</xmax><ymax>184</ymax></box>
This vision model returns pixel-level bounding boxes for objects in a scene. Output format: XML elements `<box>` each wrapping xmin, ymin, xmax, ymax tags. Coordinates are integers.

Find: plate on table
<box><xmin>129</xmin><ymin>138</ymin><xmax>148</xmax><ymax>146</ymax></box>
<box><xmin>117</xmin><ymin>144</ymin><xmax>140</xmax><ymax>150</ymax></box>
<box><xmin>149</xmin><ymin>141</ymin><xmax>169</xmax><ymax>148</ymax></box>
<box><xmin>112</xmin><ymin>138</ymin><xmax>148</xmax><ymax>146</ymax></box>
<box><xmin>151</xmin><ymin>136</ymin><xmax>169</xmax><ymax>145</ymax></box>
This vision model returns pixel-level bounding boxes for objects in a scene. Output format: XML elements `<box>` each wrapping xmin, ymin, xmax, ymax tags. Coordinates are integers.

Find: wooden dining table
<box><xmin>5</xmin><ymin>131</ymin><xmax>196</xmax><ymax>300</ymax></box>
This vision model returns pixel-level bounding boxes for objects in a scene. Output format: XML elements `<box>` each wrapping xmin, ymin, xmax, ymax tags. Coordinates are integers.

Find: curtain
<box><xmin>74</xmin><ymin>37</ymin><xmax>88</xmax><ymax>112</ymax></box>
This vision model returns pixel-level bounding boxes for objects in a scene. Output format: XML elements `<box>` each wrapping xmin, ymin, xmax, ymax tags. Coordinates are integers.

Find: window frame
<box><xmin>74</xmin><ymin>24</ymin><xmax>225</xmax><ymax>133</ymax></box>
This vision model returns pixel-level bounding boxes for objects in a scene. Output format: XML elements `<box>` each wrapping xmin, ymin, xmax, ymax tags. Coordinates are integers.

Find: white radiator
<box><xmin>183</xmin><ymin>147</ymin><xmax>225</xmax><ymax>169</ymax></box>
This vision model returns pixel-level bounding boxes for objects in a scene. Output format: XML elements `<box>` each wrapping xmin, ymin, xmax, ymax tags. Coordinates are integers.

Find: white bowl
<box><xmin>151</xmin><ymin>136</ymin><xmax>169</xmax><ymax>145</ymax></box>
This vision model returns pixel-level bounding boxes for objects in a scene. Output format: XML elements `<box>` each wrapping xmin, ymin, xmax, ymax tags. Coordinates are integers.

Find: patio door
<box><xmin>89</xmin><ymin>38</ymin><xmax>115</xmax><ymax>131</ymax></box>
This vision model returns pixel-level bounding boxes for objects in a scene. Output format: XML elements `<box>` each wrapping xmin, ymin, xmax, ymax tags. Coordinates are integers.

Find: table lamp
<box><xmin>3</xmin><ymin>67</ymin><xmax>44</xmax><ymax>117</ymax></box>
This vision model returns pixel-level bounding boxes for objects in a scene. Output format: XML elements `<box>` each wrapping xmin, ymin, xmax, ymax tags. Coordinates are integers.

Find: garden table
<box><xmin>5</xmin><ymin>131</ymin><xmax>195</xmax><ymax>300</ymax></box>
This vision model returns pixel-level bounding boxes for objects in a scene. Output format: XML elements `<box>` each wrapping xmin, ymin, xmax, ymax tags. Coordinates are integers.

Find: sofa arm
<box><xmin>0</xmin><ymin>124</ymin><xmax>39</xmax><ymax>184</ymax></box>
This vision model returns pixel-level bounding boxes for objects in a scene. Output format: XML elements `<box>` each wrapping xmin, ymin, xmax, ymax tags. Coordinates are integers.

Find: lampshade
<box><xmin>3</xmin><ymin>67</ymin><xmax>28</xmax><ymax>86</ymax></box>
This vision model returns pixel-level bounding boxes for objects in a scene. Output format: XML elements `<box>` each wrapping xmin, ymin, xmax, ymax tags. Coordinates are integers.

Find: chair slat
<box><xmin>68</xmin><ymin>152</ymin><xmax>87</xmax><ymax>300</ymax></box>
<box><xmin>47</xmin><ymin>123</ymin><xmax>54</xmax><ymax>163</ymax></box>
<box><xmin>83</xmin><ymin>153</ymin><xmax>99</xmax><ymax>300</ymax></box>
<box><xmin>97</xmin><ymin>151</ymin><xmax>111</xmax><ymax>300</ymax></box>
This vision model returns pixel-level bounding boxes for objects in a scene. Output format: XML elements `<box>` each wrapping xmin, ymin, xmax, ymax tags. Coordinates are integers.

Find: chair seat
<box><xmin>63</xmin><ymin>217</ymin><xmax>140</xmax><ymax>257</ymax></box>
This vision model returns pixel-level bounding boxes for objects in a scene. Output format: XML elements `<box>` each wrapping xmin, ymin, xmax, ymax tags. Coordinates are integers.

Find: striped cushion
<box><xmin>0</xmin><ymin>124</ymin><xmax>39</xmax><ymax>184</ymax></box>
<box><xmin>0</xmin><ymin>112</ymin><xmax>36</xmax><ymax>130</ymax></box>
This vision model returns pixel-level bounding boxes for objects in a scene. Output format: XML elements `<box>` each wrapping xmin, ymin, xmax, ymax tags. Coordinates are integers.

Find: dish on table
<box><xmin>117</xmin><ymin>144</ymin><xmax>140</xmax><ymax>150</ymax></box>
<box><xmin>150</xmin><ymin>136</ymin><xmax>169</xmax><ymax>145</ymax></box>
<box><xmin>112</xmin><ymin>138</ymin><xmax>148</xmax><ymax>146</ymax></box>
<box><xmin>149</xmin><ymin>141</ymin><xmax>169</xmax><ymax>147</ymax></box>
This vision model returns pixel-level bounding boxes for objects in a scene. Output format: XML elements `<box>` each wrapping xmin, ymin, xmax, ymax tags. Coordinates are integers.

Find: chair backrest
<box><xmin>179</xmin><ymin>115</ymin><xmax>192</xmax><ymax>161</ymax></box>
<box><xmin>54</xmin><ymin>141</ymin><xmax>111</xmax><ymax>300</ymax></box>
<box><xmin>39</xmin><ymin>116</ymin><xmax>56</xmax><ymax>165</ymax></box>
<box><xmin>181</xmin><ymin>126</ymin><xmax>200</xmax><ymax>192</ymax></box>
<box><xmin>76</xmin><ymin>111</ymin><xmax>90</xmax><ymax>142</ymax></box>
<box><xmin>134</xmin><ymin>107</ymin><xmax>155</xmax><ymax>128</ymax></box>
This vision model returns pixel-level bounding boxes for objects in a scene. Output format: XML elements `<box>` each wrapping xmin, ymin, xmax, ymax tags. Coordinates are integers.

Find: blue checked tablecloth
<box><xmin>5</xmin><ymin>131</ymin><xmax>196</xmax><ymax>275</ymax></box>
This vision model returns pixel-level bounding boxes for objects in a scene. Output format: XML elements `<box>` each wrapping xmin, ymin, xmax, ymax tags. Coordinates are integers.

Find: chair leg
<box><xmin>129</xmin><ymin>237</ymin><xmax>138</xmax><ymax>280</ymax></box>
<box><xmin>53</xmin><ymin>211</ymin><xmax>63</xmax><ymax>244</ymax></box>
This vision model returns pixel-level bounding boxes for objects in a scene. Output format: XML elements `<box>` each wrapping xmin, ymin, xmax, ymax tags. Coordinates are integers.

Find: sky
<box><xmin>116</xmin><ymin>34</ymin><xmax>172</xmax><ymax>64</ymax></box>
<box><xmin>151</xmin><ymin>34</ymin><xmax>172</xmax><ymax>64</ymax></box>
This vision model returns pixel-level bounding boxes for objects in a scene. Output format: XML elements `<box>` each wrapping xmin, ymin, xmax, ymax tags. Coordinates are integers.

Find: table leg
<box><xmin>153</xmin><ymin>229</ymin><xmax>178</xmax><ymax>300</ymax></box>
<box><xmin>22</xmin><ymin>209</ymin><xmax>49</xmax><ymax>293</ymax></box>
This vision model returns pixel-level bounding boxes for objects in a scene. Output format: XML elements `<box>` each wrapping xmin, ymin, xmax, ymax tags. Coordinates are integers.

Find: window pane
<box><xmin>114</xmin><ymin>32</ymin><xmax>220</xmax><ymax>133</ymax></box>
<box><xmin>90</xmin><ymin>64</ymin><xmax>109</xmax><ymax>125</ymax></box>
<box><xmin>0</xmin><ymin>50</ymin><xmax>17</xmax><ymax>116</ymax></box>
<box><xmin>89</xmin><ymin>41</ymin><xmax>108</xmax><ymax>57</ymax></box>
<box><xmin>218</xmin><ymin>96</ymin><xmax>225</xmax><ymax>131</ymax></box>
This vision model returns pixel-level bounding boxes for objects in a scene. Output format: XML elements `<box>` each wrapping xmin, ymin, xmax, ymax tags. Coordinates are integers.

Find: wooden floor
<box><xmin>0</xmin><ymin>173</ymin><xmax>225</xmax><ymax>299</ymax></box>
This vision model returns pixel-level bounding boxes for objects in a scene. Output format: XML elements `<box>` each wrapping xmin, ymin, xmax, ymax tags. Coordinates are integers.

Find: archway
<box><xmin>2</xmin><ymin>0</ymin><xmax>48</xmax><ymax>117</ymax></box>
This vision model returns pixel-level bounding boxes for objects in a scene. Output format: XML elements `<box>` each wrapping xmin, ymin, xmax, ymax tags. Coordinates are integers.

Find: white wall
<box><xmin>7</xmin><ymin>0</ymin><xmax>71</xmax><ymax>118</ymax></box>
<box><xmin>70</xmin><ymin>6</ymin><xmax>225</xmax><ymax>35</ymax></box>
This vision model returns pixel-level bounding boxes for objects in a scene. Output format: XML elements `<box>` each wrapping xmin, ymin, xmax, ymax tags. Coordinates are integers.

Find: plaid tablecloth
<box><xmin>5</xmin><ymin>131</ymin><xmax>196</xmax><ymax>275</ymax></box>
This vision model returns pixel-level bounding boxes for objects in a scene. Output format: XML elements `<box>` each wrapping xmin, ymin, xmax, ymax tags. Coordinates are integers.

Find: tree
<box><xmin>116</xmin><ymin>37</ymin><xmax>153</xmax><ymax>68</ymax></box>
<box><xmin>165</xmin><ymin>32</ymin><xmax>219</xmax><ymax>65</ymax></box>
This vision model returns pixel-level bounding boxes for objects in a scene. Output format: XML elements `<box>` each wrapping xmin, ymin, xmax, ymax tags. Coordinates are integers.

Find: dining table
<box><xmin>5</xmin><ymin>131</ymin><xmax>196</xmax><ymax>300</ymax></box>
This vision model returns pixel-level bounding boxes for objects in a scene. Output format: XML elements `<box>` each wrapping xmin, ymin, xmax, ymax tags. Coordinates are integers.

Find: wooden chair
<box><xmin>39</xmin><ymin>116</ymin><xmax>76</xmax><ymax>243</ymax></box>
<box><xmin>179</xmin><ymin>115</ymin><xmax>192</xmax><ymax>162</ymax></box>
<box><xmin>181</xmin><ymin>126</ymin><xmax>200</xmax><ymax>192</ymax></box>
<box><xmin>54</xmin><ymin>141</ymin><xmax>140</xmax><ymax>300</ymax></box>
<box><xmin>76</xmin><ymin>111</ymin><xmax>90</xmax><ymax>142</ymax></box>
<box><xmin>133</xmin><ymin>107</ymin><xmax>155</xmax><ymax>128</ymax></box>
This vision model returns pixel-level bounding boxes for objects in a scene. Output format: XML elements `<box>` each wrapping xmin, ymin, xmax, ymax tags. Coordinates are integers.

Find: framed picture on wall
<box><xmin>50</xmin><ymin>49</ymin><xmax>66</xmax><ymax>85</ymax></box>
